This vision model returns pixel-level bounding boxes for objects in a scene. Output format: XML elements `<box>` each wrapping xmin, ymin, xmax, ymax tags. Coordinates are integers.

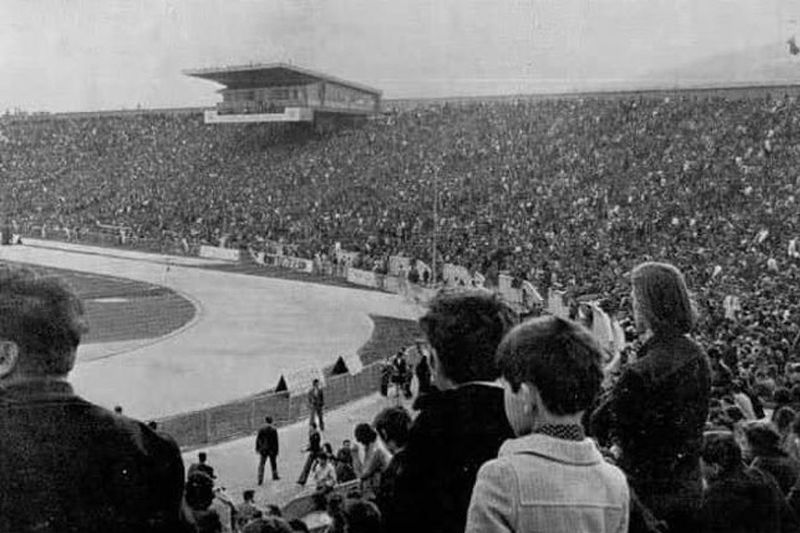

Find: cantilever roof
<box><xmin>184</xmin><ymin>62</ymin><xmax>381</xmax><ymax>95</ymax></box>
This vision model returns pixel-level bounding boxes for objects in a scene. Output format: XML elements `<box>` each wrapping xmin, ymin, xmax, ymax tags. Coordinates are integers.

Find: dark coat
<box><xmin>392</xmin><ymin>383</ymin><xmax>514</xmax><ymax>533</ymax></box>
<box><xmin>256</xmin><ymin>424</ymin><xmax>279</xmax><ymax>456</ymax></box>
<box><xmin>752</xmin><ymin>454</ymin><xmax>800</xmax><ymax>496</ymax></box>
<box><xmin>0</xmin><ymin>380</ymin><xmax>185</xmax><ymax>533</ymax></box>
<box><xmin>595</xmin><ymin>333</ymin><xmax>711</xmax><ymax>526</ymax></box>
<box><xmin>699</xmin><ymin>467</ymin><xmax>799</xmax><ymax>533</ymax></box>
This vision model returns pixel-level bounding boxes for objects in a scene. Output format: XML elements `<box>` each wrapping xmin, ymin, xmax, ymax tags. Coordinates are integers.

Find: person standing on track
<box><xmin>256</xmin><ymin>416</ymin><xmax>280</xmax><ymax>485</ymax></box>
<box><xmin>308</xmin><ymin>379</ymin><xmax>325</xmax><ymax>431</ymax></box>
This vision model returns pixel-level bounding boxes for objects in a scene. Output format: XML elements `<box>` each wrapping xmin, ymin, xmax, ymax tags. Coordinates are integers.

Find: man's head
<box><xmin>373</xmin><ymin>406</ymin><xmax>412</xmax><ymax>454</ymax></box>
<box><xmin>265</xmin><ymin>415</ymin><xmax>273</xmax><ymax>424</ymax></box>
<box><xmin>419</xmin><ymin>289</ymin><xmax>517</xmax><ymax>386</ymax></box>
<box><xmin>354</xmin><ymin>423</ymin><xmax>377</xmax><ymax>446</ymax></box>
<box><xmin>243</xmin><ymin>489</ymin><xmax>255</xmax><ymax>502</ymax></box>
<box><xmin>312</xmin><ymin>379</ymin><xmax>320</xmax><ymax>388</ymax></box>
<box><xmin>631</xmin><ymin>261</ymin><xmax>695</xmax><ymax>335</ymax></box>
<box><xmin>701</xmin><ymin>430</ymin><xmax>743</xmax><ymax>483</ymax></box>
<box><xmin>496</xmin><ymin>316</ymin><xmax>603</xmax><ymax>436</ymax></box>
<box><xmin>0</xmin><ymin>265</ymin><xmax>87</xmax><ymax>382</ymax></box>
<box><xmin>198</xmin><ymin>452</ymin><xmax>207</xmax><ymax>463</ymax></box>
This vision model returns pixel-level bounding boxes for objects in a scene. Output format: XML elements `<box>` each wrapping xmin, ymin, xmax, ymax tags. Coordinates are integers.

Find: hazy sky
<box><xmin>1</xmin><ymin>0</ymin><xmax>799</xmax><ymax>112</ymax></box>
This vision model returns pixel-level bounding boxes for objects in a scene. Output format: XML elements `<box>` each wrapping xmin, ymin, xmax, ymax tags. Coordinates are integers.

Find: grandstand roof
<box><xmin>184</xmin><ymin>62</ymin><xmax>381</xmax><ymax>95</ymax></box>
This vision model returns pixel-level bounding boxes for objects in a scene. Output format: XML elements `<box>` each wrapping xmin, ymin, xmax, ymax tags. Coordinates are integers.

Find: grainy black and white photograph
<box><xmin>1</xmin><ymin>1</ymin><xmax>800</xmax><ymax>532</ymax></box>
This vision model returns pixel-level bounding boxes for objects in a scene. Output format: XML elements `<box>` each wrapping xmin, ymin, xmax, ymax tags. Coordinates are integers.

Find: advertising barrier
<box><xmin>388</xmin><ymin>255</ymin><xmax>412</xmax><ymax>277</ymax></box>
<box><xmin>199</xmin><ymin>245</ymin><xmax>241</xmax><ymax>262</ymax></box>
<box><xmin>270</xmin><ymin>254</ymin><xmax>314</xmax><ymax>273</ymax></box>
<box><xmin>346</xmin><ymin>268</ymin><xmax>382</xmax><ymax>288</ymax></box>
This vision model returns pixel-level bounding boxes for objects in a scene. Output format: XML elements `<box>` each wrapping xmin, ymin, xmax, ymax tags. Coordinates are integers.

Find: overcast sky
<box><xmin>1</xmin><ymin>0</ymin><xmax>799</xmax><ymax>112</ymax></box>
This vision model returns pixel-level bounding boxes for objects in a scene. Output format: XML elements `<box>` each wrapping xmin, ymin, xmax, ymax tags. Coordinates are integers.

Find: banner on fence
<box><xmin>271</xmin><ymin>255</ymin><xmax>314</xmax><ymax>273</ymax></box>
<box><xmin>276</xmin><ymin>367</ymin><xmax>325</xmax><ymax>396</ymax></box>
<box><xmin>199</xmin><ymin>245</ymin><xmax>241</xmax><ymax>262</ymax></box>
<box><xmin>347</xmin><ymin>268</ymin><xmax>381</xmax><ymax>288</ymax></box>
<box><xmin>335</xmin><ymin>248</ymin><xmax>360</xmax><ymax>267</ymax></box>
<box><xmin>388</xmin><ymin>255</ymin><xmax>412</xmax><ymax>277</ymax></box>
<box><xmin>382</xmin><ymin>275</ymin><xmax>404</xmax><ymax>294</ymax></box>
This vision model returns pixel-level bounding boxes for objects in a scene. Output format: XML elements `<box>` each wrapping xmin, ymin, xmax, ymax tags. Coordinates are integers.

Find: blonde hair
<box><xmin>631</xmin><ymin>262</ymin><xmax>696</xmax><ymax>335</ymax></box>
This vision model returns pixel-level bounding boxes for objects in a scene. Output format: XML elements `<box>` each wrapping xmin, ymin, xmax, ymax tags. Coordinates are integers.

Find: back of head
<box><xmin>0</xmin><ymin>265</ymin><xmax>87</xmax><ymax>378</ymax></box>
<box><xmin>185</xmin><ymin>472</ymin><xmax>215</xmax><ymax>511</ymax></box>
<box><xmin>702</xmin><ymin>430</ymin><xmax>742</xmax><ymax>474</ymax></box>
<box><xmin>631</xmin><ymin>261</ymin><xmax>695</xmax><ymax>335</ymax></box>
<box><xmin>496</xmin><ymin>316</ymin><xmax>603</xmax><ymax>416</ymax></box>
<box><xmin>774</xmin><ymin>406</ymin><xmax>796</xmax><ymax>433</ymax></box>
<box><xmin>344</xmin><ymin>499</ymin><xmax>381</xmax><ymax>533</ymax></box>
<box><xmin>419</xmin><ymin>289</ymin><xmax>517</xmax><ymax>384</ymax></box>
<box><xmin>373</xmin><ymin>406</ymin><xmax>412</xmax><ymax>448</ymax></box>
<box><xmin>354</xmin><ymin>423</ymin><xmax>377</xmax><ymax>446</ymax></box>
<box><xmin>241</xmin><ymin>516</ymin><xmax>294</xmax><ymax>533</ymax></box>
<box><xmin>743</xmin><ymin>421</ymin><xmax>782</xmax><ymax>455</ymax></box>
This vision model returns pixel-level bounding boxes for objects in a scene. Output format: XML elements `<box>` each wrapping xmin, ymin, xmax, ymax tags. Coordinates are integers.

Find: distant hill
<box><xmin>640</xmin><ymin>41</ymin><xmax>800</xmax><ymax>89</ymax></box>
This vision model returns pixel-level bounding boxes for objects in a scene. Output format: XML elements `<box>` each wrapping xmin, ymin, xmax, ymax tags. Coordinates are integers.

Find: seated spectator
<box><xmin>185</xmin><ymin>472</ymin><xmax>223</xmax><ymax>533</ymax></box>
<box><xmin>0</xmin><ymin>265</ymin><xmax>185</xmax><ymax>533</ymax></box>
<box><xmin>334</xmin><ymin>439</ymin><xmax>357</xmax><ymax>482</ymax></box>
<box><xmin>743</xmin><ymin>420</ymin><xmax>800</xmax><ymax>496</ymax></box>
<box><xmin>355</xmin><ymin>422</ymin><xmax>391</xmax><ymax>498</ymax></box>
<box><xmin>188</xmin><ymin>451</ymin><xmax>217</xmax><ymax>480</ymax></box>
<box><xmin>394</xmin><ymin>289</ymin><xmax>517</xmax><ymax>533</ymax></box>
<box><xmin>372</xmin><ymin>406</ymin><xmax>412</xmax><ymax>533</ymax></box>
<box><xmin>592</xmin><ymin>262</ymin><xmax>710</xmax><ymax>532</ymax></box>
<box><xmin>235</xmin><ymin>490</ymin><xmax>263</xmax><ymax>531</ymax></box>
<box><xmin>698</xmin><ymin>430</ymin><xmax>793</xmax><ymax>533</ymax></box>
<box><xmin>311</xmin><ymin>453</ymin><xmax>338</xmax><ymax>493</ymax></box>
<box><xmin>466</xmin><ymin>316</ymin><xmax>629</xmax><ymax>533</ymax></box>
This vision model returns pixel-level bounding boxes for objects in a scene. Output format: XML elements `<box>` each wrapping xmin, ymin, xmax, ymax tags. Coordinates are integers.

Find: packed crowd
<box><xmin>1</xmin><ymin>94</ymin><xmax>799</xmax><ymax>385</ymax></box>
<box><xmin>6</xmin><ymin>258</ymin><xmax>800</xmax><ymax>532</ymax></box>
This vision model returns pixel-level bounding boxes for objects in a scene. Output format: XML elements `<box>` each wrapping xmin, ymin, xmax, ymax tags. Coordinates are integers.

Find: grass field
<box><xmin>1</xmin><ymin>261</ymin><xmax>196</xmax><ymax>344</ymax></box>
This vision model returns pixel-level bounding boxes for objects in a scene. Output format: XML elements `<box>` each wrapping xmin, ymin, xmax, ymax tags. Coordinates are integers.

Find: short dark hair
<box><xmin>198</xmin><ymin>452</ymin><xmax>207</xmax><ymax>462</ymax></box>
<box><xmin>419</xmin><ymin>289</ymin><xmax>517</xmax><ymax>384</ymax></box>
<box><xmin>0</xmin><ymin>265</ymin><xmax>87</xmax><ymax>376</ymax></box>
<box><xmin>243</xmin><ymin>490</ymin><xmax>255</xmax><ymax>501</ymax></box>
<box><xmin>701</xmin><ymin>431</ymin><xmax>742</xmax><ymax>473</ymax></box>
<box><xmin>265</xmin><ymin>416</ymin><xmax>273</xmax><ymax>424</ymax></box>
<box><xmin>496</xmin><ymin>316</ymin><xmax>603</xmax><ymax>415</ymax></box>
<box><xmin>354</xmin><ymin>423</ymin><xmax>377</xmax><ymax>445</ymax></box>
<box><xmin>242</xmin><ymin>517</ymin><xmax>293</xmax><ymax>533</ymax></box>
<box><xmin>373</xmin><ymin>406</ymin><xmax>411</xmax><ymax>447</ymax></box>
<box><xmin>344</xmin><ymin>499</ymin><xmax>381</xmax><ymax>533</ymax></box>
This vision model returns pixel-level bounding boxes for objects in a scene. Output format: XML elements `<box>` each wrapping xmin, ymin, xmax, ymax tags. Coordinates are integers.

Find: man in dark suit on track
<box><xmin>256</xmin><ymin>415</ymin><xmax>280</xmax><ymax>484</ymax></box>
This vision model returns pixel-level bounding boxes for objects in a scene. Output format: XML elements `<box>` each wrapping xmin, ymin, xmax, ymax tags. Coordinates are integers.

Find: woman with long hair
<box><xmin>593</xmin><ymin>261</ymin><xmax>711</xmax><ymax>531</ymax></box>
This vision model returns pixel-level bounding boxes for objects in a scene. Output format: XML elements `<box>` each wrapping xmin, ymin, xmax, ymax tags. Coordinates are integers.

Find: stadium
<box><xmin>3</xmin><ymin>1</ymin><xmax>800</xmax><ymax>532</ymax></box>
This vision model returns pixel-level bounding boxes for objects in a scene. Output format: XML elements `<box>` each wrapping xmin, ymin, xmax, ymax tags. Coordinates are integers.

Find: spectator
<box><xmin>393</xmin><ymin>289</ymin><xmax>517</xmax><ymax>533</ymax></box>
<box><xmin>235</xmin><ymin>490</ymin><xmax>263</xmax><ymax>531</ymax></box>
<box><xmin>189</xmin><ymin>451</ymin><xmax>217</xmax><ymax>480</ymax></box>
<box><xmin>355</xmin><ymin>422</ymin><xmax>391</xmax><ymax>499</ymax></box>
<box><xmin>308</xmin><ymin>379</ymin><xmax>325</xmax><ymax>431</ymax></box>
<box><xmin>0</xmin><ymin>265</ymin><xmax>185</xmax><ymax>533</ymax></box>
<box><xmin>698</xmin><ymin>430</ymin><xmax>794</xmax><ymax>533</ymax></box>
<box><xmin>185</xmin><ymin>472</ymin><xmax>223</xmax><ymax>533</ymax></box>
<box><xmin>742</xmin><ymin>420</ymin><xmax>800</xmax><ymax>496</ymax></box>
<box><xmin>593</xmin><ymin>261</ymin><xmax>711</xmax><ymax>531</ymax></box>
<box><xmin>343</xmin><ymin>499</ymin><xmax>382</xmax><ymax>533</ymax></box>
<box><xmin>311</xmin><ymin>453</ymin><xmax>338</xmax><ymax>493</ymax></box>
<box><xmin>775</xmin><ymin>406</ymin><xmax>798</xmax><ymax>449</ymax></box>
<box><xmin>297</xmin><ymin>421</ymin><xmax>322</xmax><ymax>486</ymax></box>
<box><xmin>334</xmin><ymin>439</ymin><xmax>358</xmax><ymax>483</ymax></box>
<box><xmin>372</xmin><ymin>406</ymin><xmax>412</xmax><ymax>533</ymax></box>
<box><xmin>466</xmin><ymin>316</ymin><xmax>629</xmax><ymax>533</ymax></box>
<box><xmin>415</xmin><ymin>353</ymin><xmax>432</xmax><ymax>395</ymax></box>
<box><xmin>256</xmin><ymin>415</ymin><xmax>280</xmax><ymax>484</ymax></box>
